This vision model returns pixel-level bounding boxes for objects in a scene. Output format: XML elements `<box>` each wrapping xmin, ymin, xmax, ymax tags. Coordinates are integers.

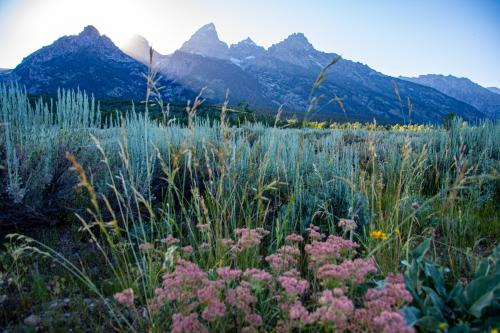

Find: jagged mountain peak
<box><xmin>179</xmin><ymin>23</ymin><xmax>229</xmax><ymax>59</ymax></box>
<box><xmin>229</xmin><ymin>37</ymin><xmax>266</xmax><ymax>60</ymax></box>
<box><xmin>274</xmin><ymin>32</ymin><xmax>314</xmax><ymax>51</ymax></box>
<box><xmin>79</xmin><ymin>25</ymin><xmax>101</xmax><ymax>38</ymax></box>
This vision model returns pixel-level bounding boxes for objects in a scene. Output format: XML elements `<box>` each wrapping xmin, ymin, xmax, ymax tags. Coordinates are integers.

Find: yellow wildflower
<box><xmin>218</xmin><ymin>258</ymin><xmax>224</xmax><ymax>267</ymax></box>
<box><xmin>438</xmin><ymin>322</ymin><xmax>447</xmax><ymax>330</ymax></box>
<box><xmin>491</xmin><ymin>329</ymin><xmax>498</xmax><ymax>333</ymax></box>
<box><xmin>370</xmin><ymin>230</ymin><xmax>387</xmax><ymax>240</ymax></box>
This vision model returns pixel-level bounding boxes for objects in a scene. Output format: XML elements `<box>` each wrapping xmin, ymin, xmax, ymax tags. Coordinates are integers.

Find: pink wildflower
<box><xmin>217</xmin><ymin>266</ymin><xmax>242</xmax><ymax>281</ymax></box>
<box><xmin>374</xmin><ymin>311</ymin><xmax>415</xmax><ymax>333</ymax></box>
<box><xmin>150</xmin><ymin>259</ymin><xmax>208</xmax><ymax>311</ymax></box>
<box><xmin>160</xmin><ymin>235</ymin><xmax>180</xmax><ymax>245</ymax></box>
<box><xmin>278</xmin><ymin>275</ymin><xmax>309</xmax><ymax>296</ymax></box>
<box><xmin>234</xmin><ymin>228</ymin><xmax>268</xmax><ymax>252</ymax></box>
<box><xmin>202</xmin><ymin>300</ymin><xmax>226</xmax><ymax>321</ymax></box>
<box><xmin>171</xmin><ymin>313</ymin><xmax>208</xmax><ymax>333</ymax></box>
<box><xmin>286</xmin><ymin>233</ymin><xmax>304</xmax><ymax>243</ymax></box>
<box><xmin>289</xmin><ymin>301</ymin><xmax>312</xmax><ymax>324</ymax></box>
<box><xmin>317</xmin><ymin>258</ymin><xmax>377</xmax><ymax>284</ymax></box>
<box><xmin>265</xmin><ymin>245</ymin><xmax>300</xmax><ymax>273</ymax></box>
<box><xmin>220</xmin><ymin>238</ymin><xmax>234</xmax><ymax>247</ymax></box>
<box><xmin>226</xmin><ymin>283</ymin><xmax>257</xmax><ymax>315</ymax></box>
<box><xmin>305</xmin><ymin>235</ymin><xmax>358</xmax><ymax>269</ymax></box>
<box><xmin>306</xmin><ymin>224</ymin><xmax>324</xmax><ymax>241</ymax></box>
<box><xmin>243</xmin><ymin>268</ymin><xmax>273</xmax><ymax>284</ymax></box>
<box><xmin>114</xmin><ymin>288</ymin><xmax>134</xmax><ymax>307</ymax></box>
<box><xmin>245</xmin><ymin>313</ymin><xmax>263</xmax><ymax>327</ymax></box>
<box><xmin>138</xmin><ymin>242</ymin><xmax>154</xmax><ymax>250</ymax></box>
<box><xmin>338</xmin><ymin>219</ymin><xmax>357</xmax><ymax>232</ymax></box>
<box><xmin>181</xmin><ymin>245</ymin><xmax>193</xmax><ymax>254</ymax></box>
<box><xmin>312</xmin><ymin>289</ymin><xmax>354</xmax><ymax>329</ymax></box>
<box><xmin>196</xmin><ymin>223</ymin><xmax>210</xmax><ymax>231</ymax></box>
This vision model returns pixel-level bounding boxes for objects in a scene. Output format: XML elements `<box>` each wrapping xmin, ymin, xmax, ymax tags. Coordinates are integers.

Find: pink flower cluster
<box><xmin>265</xmin><ymin>245</ymin><xmax>300</xmax><ymax>273</ymax></box>
<box><xmin>142</xmin><ymin>227</ymin><xmax>414</xmax><ymax>333</ymax></box>
<box><xmin>338</xmin><ymin>218</ymin><xmax>357</xmax><ymax>232</ymax></box>
<box><xmin>312</xmin><ymin>288</ymin><xmax>354</xmax><ymax>329</ymax></box>
<box><xmin>161</xmin><ymin>235</ymin><xmax>180</xmax><ymax>245</ymax></box>
<box><xmin>113</xmin><ymin>288</ymin><xmax>134</xmax><ymax>307</ymax></box>
<box><xmin>233</xmin><ymin>228</ymin><xmax>269</xmax><ymax>252</ymax></box>
<box><xmin>305</xmin><ymin>235</ymin><xmax>358</xmax><ymax>268</ymax></box>
<box><xmin>354</xmin><ymin>273</ymin><xmax>414</xmax><ymax>333</ymax></box>
<box><xmin>278</xmin><ymin>272</ymin><xmax>310</xmax><ymax>296</ymax></box>
<box><xmin>171</xmin><ymin>313</ymin><xmax>208</xmax><ymax>333</ymax></box>
<box><xmin>317</xmin><ymin>258</ymin><xmax>377</xmax><ymax>285</ymax></box>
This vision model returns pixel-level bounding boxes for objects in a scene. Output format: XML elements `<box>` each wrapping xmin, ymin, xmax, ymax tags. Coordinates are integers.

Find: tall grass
<box><xmin>1</xmin><ymin>82</ymin><xmax>499</xmax><ymax>331</ymax></box>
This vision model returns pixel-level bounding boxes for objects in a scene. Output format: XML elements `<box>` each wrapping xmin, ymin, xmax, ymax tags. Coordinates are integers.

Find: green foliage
<box><xmin>402</xmin><ymin>239</ymin><xmax>500</xmax><ymax>332</ymax></box>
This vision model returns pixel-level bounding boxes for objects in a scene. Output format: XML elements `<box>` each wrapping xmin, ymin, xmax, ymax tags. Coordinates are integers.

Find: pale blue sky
<box><xmin>0</xmin><ymin>0</ymin><xmax>499</xmax><ymax>87</ymax></box>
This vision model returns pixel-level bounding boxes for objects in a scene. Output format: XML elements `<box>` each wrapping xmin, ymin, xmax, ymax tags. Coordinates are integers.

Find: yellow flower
<box><xmin>370</xmin><ymin>230</ymin><xmax>387</xmax><ymax>240</ymax></box>
<box><xmin>395</xmin><ymin>229</ymin><xmax>401</xmax><ymax>236</ymax></box>
<box><xmin>438</xmin><ymin>322</ymin><xmax>447</xmax><ymax>330</ymax></box>
<box><xmin>491</xmin><ymin>329</ymin><xmax>498</xmax><ymax>333</ymax></box>
<box><xmin>218</xmin><ymin>258</ymin><xmax>224</xmax><ymax>267</ymax></box>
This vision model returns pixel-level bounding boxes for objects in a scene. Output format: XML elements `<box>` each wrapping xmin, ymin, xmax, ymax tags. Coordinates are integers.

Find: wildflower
<box><xmin>243</xmin><ymin>268</ymin><xmax>273</xmax><ymax>284</ymax></box>
<box><xmin>234</xmin><ymin>228</ymin><xmax>268</xmax><ymax>251</ymax></box>
<box><xmin>305</xmin><ymin>235</ymin><xmax>358</xmax><ymax>269</ymax></box>
<box><xmin>278</xmin><ymin>274</ymin><xmax>309</xmax><ymax>296</ymax></box>
<box><xmin>286</xmin><ymin>233</ymin><xmax>304</xmax><ymax>243</ymax></box>
<box><xmin>171</xmin><ymin>313</ymin><xmax>208</xmax><ymax>333</ymax></box>
<box><xmin>161</xmin><ymin>235</ymin><xmax>180</xmax><ymax>245</ymax></box>
<box><xmin>265</xmin><ymin>245</ymin><xmax>300</xmax><ymax>273</ymax></box>
<box><xmin>373</xmin><ymin>311</ymin><xmax>415</xmax><ymax>333</ymax></box>
<box><xmin>114</xmin><ymin>288</ymin><xmax>134</xmax><ymax>307</ymax></box>
<box><xmin>226</xmin><ymin>283</ymin><xmax>257</xmax><ymax>315</ymax></box>
<box><xmin>138</xmin><ymin>243</ymin><xmax>154</xmax><ymax>250</ymax></box>
<box><xmin>150</xmin><ymin>259</ymin><xmax>208</xmax><ymax>310</ymax></box>
<box><xmin>202</xmin><ymin>300</ymin><xmax>226</xmax><ymax>321</ymax></box>
<box><xmin>311</xmin><ymin>289</ymin><xmax>354</xmax><ymax>329</ymax></box>
<box><xmin>220</xmin><ymin>238</ymin><xmax>234</xmax><ymax>247</ymax></box>
<box><xmin>217</xmin><ymin>266</ymin><xmax>242</xmax><ymax>281</ymax></box>
<box><xmin>438</xmin><ymin>322</ymin><xmax>447</xmax><ymax>330</ymax></box>
<box><xmin>306</xmin><ymin>224</ymin><xmax>324</xmax><ymax>241</ymax></box>
<box><xmin>338</xmin><ymin>219</ymin><xmax>357</xmax><ymax>232</ymax></box>
<box><xmin>181</xmin><ymin>246</ymin><xmax>193</xmax><ymax>254</ymax></box>
<box><xmin>491</xmin><ymin>329</ymin><xmax>499</xmax><ymax>333</ymax></box>
<box><xmin>289</xmin><ymin>301</ymin><xmax>311</xmax><ymax>324</ymax></box>
<box><xmin>395</xmin><ymin>229</ymin><xmax>401</xmax><ymax>236</ymax></box>
<box><xmin>317</xmin><ymin>258</ymin><xmax>377</xmax><ymax>284</ymax></box>
<box><xmin>245</xmin><ymin>313</ymin><xmax>263</xmax><ymax>327</ymax></box>
<box><xmin>370</xmin><ymin>230</ymin><xmax>387</xmax><ymax>240</ymax></box>
<box><xmin>196</xmin><ymin>223</ymin><xmax>210</xmax><ymax>231</ymax></box>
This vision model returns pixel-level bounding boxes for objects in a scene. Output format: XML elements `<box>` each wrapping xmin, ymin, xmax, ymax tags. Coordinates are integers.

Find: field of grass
<box><xmin>0</xmin><ymin>84</ymin><xmax>499</xmax><ymax>332</ymax></box>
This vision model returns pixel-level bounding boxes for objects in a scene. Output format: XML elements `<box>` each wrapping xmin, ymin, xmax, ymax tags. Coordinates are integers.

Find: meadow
<box><xmin>0</xmin><ymin>83</ymin><xmax>499</xmax><ymax>332</ymax></box>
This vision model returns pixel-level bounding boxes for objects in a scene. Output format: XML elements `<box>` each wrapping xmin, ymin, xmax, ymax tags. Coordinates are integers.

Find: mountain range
<box><xmin>1</xmin><ymin>23</ymin><xmax>497</xmax><ymax>123</ymax></box>
<box><xmin>401</xmin><ymin>74</ymin><xmax>500</xmax><ymax>120</ymax></box>
<box><xmin>0</xmin><ymin>26</ymin><xmax>190</xmax><ymax>100</ymax></box>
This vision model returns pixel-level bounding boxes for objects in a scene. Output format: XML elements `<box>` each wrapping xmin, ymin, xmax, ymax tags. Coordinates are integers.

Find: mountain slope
<box><xmin>151</xmin><ymin>24</ymin><xmax>481</xmax><ymax>123</ymax></box>
<box><xmin>400</xmin><ymin>74</ymin><xmax>500</xmax><ymax>120</ymax></box>
<box><xmin>0</xmin><ymin>26</ymin><xmax>189</xmax><ymax>100</ymax></box>
<box><xmin>487</xmin><ymin>87</ymin><xmax>500</xmax><ymax>95</ymax></box>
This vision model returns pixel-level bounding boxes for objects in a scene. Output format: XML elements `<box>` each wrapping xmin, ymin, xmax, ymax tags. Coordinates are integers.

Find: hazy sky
<box><xmin>0</xmin><ymin>0</ymin><xmax>499</xmax><ymax>87</ymax></box>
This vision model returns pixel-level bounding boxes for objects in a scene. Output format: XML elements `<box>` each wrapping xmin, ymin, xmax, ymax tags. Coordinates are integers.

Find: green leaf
<box><xmin>412</xmin><ymin>238</ymin><xmax>431</xmax><ymax>261</ymax></box>
<box><xmin>401</xmin><ymin>306</ymin><xmax>420</xmax><ymax>326</ymax></box>
<box><xmin>414</xmin><ymin>315</ymin><xmax>441</xmax><ymax>331</ymax></box>
<box><xmin>466</xmin><ymin>274</ymin><xmax>500</xmax><ymax>317</ymax></box>
<box><xmin>423</xmin><ymin>286</ymin><xmax>445</xmax><ymax>311</ymax></box>
<box><xmin>424</xmin><ymin>261</ymin><xmax>446</xmax><ymax>296</ymax></box>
